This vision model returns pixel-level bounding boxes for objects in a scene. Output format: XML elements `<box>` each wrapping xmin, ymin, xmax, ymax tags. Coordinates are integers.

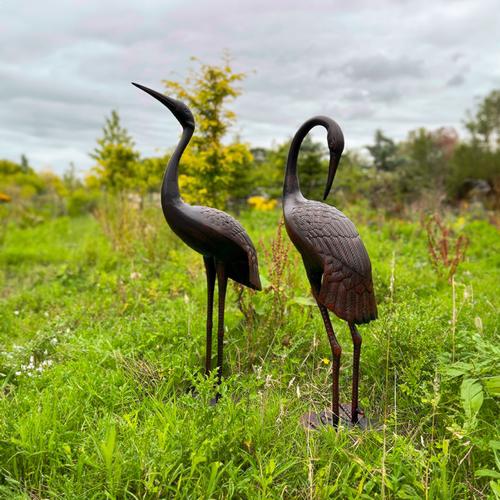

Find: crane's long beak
<box><xmin>323</xmin><ymin>152</ymin><xmax>340</xmax><ymax>200</ymax></box>
<box><xmin>132</xmin><ymin>82</ymin><xmax>178</xmax><ymax>111</ymax></box>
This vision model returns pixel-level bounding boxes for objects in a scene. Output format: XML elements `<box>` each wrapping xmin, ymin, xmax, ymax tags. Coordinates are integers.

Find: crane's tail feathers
<box><xmin>225</xmin><ymin>258</ymin><xmax>261</xmax><ymax>291</ymax></box>
<box><xmin>319</xmin><ymin>280</ymin><xmax>377</xmax><ymax>324</ymax></box>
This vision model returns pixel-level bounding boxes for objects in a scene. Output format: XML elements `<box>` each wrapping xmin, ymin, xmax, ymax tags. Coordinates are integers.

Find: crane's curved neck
<box><xmin>161</xmin><ymin>126</ymin><xmax>193</xmax><ymax>208</ymax></box>
<box><xmin>283</xmin><ymin>116</ymin><xmax>333</xmax><ymax>199</ymax></box>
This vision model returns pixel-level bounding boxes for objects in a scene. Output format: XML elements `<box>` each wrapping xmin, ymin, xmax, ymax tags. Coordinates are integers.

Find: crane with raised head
<box><xmin>132</xmin><ymin>83</ymin><xmax>261</xmax><ymax>392</ymax></box>
<box><xmin>282</xmin><ymin>116</ymin><xmax>377</xmax><ymax>427</ymax></box>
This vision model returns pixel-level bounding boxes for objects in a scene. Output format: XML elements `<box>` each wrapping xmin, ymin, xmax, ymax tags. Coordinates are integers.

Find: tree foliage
<box><xmin>0</xmin><ymin>158</ymin><xmax>45</xmax><ymax>199</ymax></box>
<box><xmin>89</xmin><ymin>110</ymin><xmax>140</xmax><ymax>193</ymax></box>
<box><xmin>450</xmin><ymin>90</ymin><xmax>500</xmax><ymax>207</ymax></box>
<box><xmin>250</xmin><ymin>136</ymin><xmax>329</xmax><ymax>200</ymax></box>
<box><xmin>367</xmin><ymin>129</ymin><xmax>403</xmax><ymax>172</ymax></box>
<box><xmin>465</xmin><ymin>89</ymin><xmax>500</xmax><ymax>149</ymax></box>
<box><xmin>2</xmin><ymin>61</ymin><xmax>499</xmax><ymax>219</ymax></box>
<box><xmin>400</xmin><ymin>127</ymin><xmax>458</xmax><ymax>196</ymax></box>
<box><xmin>162</xmin><ymin>56</ymin><xmax>253</xmax><ymax>208</ymax></box>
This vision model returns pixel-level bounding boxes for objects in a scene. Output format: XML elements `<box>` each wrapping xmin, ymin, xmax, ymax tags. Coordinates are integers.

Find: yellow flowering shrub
<box><xmin>247</xmin><ymin>196</ymin><xmax>277</xmax><ymax>211</ymax></box>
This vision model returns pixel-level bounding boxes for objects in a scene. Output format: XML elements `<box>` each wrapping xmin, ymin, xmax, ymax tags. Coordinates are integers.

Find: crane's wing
<box><xmin>198</xmin><ymin>207</ymin><xmax>261</xmax><ymax>290</ymax></box>
<box><xmin>288</xmin><ymin>200</ymin><xmax>377</xmax><ymax>324</ymax></box>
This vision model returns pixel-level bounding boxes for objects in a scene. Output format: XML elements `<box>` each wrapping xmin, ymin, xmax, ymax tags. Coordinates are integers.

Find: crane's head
<box><xmin>323</xmin><ymin>119</ymin><xmax>345</xmax><ymax>200</ymax></box>
<box><xmin>132</xmin><ymin>82</ymin><xmax>195</xmax><ymax>130</ymax></box>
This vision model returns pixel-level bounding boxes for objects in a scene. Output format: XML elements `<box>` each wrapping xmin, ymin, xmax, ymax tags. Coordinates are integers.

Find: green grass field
<box><xmin>0</xmin><ymin>207</ymin><xmax>499</xmax><ymax>499</ymax></box>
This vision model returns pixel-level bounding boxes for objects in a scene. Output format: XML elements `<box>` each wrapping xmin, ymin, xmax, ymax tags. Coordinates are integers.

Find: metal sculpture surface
<box><xmin>282</xmin><ymin>116</ymin><xmax>377</xmax><ymax>428</ymax></box>
<box><xmin>132</xmin><ymin>83</ymin><xmax>262</xmax><ymax>389</ymax></box>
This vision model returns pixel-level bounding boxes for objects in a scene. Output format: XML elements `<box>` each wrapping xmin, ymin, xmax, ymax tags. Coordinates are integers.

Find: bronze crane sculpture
<box><xmin>132</xmin><ymin>83</ymin><xmax>261</xmax><ymax>391</ymax></box>
<box><xmin>283</xmin><ymin>116</ymin><xmax>377</xmax><ymax>428</ymax></box>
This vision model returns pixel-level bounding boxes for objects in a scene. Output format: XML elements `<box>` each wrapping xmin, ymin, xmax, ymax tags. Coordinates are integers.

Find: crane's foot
<box><xmin>186</xmin><ymin>384</ymin><xmax>221</xmax><ymax>406</ymax></box>
<box><xmin>188</xmin><ymin>390</ymin><xmax>222</xmax><ymax>406</ymax></box>
<box><xmin>301</xmin><ymin>403</ymin><xmax>373</xmax><ymax>431</ymax></box>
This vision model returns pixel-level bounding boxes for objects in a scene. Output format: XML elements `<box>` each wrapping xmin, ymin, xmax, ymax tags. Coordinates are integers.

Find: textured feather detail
<box><xmin>199</xmin><ymin>207</ymin><xmax>261</xmax><ymax>290</ymax></box>
<box><xmin>287</xmin><ymin>200</ymin><xmax>377</xmax><ymax>324</ymax></box>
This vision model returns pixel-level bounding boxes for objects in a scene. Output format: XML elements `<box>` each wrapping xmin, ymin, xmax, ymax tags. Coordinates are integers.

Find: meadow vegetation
<box><xmin>0</xmin><ymin>58</ymin><xmax>499</xmax><ymax>498</ymax></box>
<box><xmin>0</xmin><ymin>204</ymin><xmax>498</xmax><ymax>498</ymax></box>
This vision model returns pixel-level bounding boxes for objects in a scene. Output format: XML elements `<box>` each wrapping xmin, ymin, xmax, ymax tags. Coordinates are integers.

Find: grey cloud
<box><xmin>451</xmin><ymin>52</ymin><xmax>464</xmax><ymax>63</ymax></box>
<box><xmin>420</xmin><ymin>0</ymin><xmax>500</xmax><ymax>48</ymax></box>
<box><xmin>340</xmin><ymin>54</ymin><xmax>425</xmax><ymax>82</ymax></box>
<box><xmin>0</xmin><ymin>0</ymin><xmax>499</xmax><ymax>173</ymax></box>
<box><xmin>0</xmin><ymin>63</ymin><xmax>111</xmax><ymax>106</ymax></box>
<box><xmin>447</xmin><ymin>74</ymin><xmax>466</xmax><ymax>87</ymax></box>
<box><xmin>342</xmin><ymin>89</ymin><xmax>370</xmax><ymax>101</ymax></box>
<box><xmin>342</xmin><ymin>87</ymin><xmax>402</xmax><ymax>104</ymax></box>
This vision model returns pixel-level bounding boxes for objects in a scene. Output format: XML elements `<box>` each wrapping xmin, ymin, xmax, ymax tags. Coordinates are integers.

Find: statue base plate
<box><xmin>301</xmin><ymin>403</ymin><xmax>374</xmax><ymax>431</ymax></box>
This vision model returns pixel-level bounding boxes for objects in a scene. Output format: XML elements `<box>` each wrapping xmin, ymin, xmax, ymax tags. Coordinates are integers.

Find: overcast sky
<box><xmin>1</xmin><ymin>0</ymin><xmax>499</xmax><ymax>175</ymax></box>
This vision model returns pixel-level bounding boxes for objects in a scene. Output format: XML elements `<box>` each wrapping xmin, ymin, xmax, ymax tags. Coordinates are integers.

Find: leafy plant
<box><xmin>89</xmin><ymin>110</ymin><xmax>141</xmax><ymax>195</ymax></box>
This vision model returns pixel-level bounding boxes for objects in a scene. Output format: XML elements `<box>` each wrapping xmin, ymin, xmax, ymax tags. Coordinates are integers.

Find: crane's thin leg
<box><xmin>349</xmin><ymin>322</ymin><xmax>362</xmax><ymax>424</ymax></box>
<box><xmin>203</xmin><ymin>256</ymin><xmax>216</xmax><ymax>376</ymax></box>
<box><xmin>215</xmin><ymin>261</ymin><xmax>228</xmax><ymax>388</ymax></box>
<box><xmin>318</xmin><ymin>302</ymin><xmax>342</xmax><ymax>427</ymax></box>
<box><xmin>305</xmin><ymin>269</ymin><xmax>342</xmax><ymax>428</ymax></box>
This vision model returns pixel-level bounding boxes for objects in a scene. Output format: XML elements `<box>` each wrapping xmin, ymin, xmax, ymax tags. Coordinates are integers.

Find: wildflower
<box><xmin>322</xmin><ymin>358</ymin><xmax>330</xmax><ymax>365</ymax></box>
<box><xmin>50</xmin><ymin>338</ymin><xmax>58</xmax><ymax>345</ymax></box>
<box><xmin>14</xmin><ymin>310</ymin><xmax>19</xmax><ymax>316</ymax></box>
<box><xmin>130</xmin><ymin>271</ymin><xmax>142</xmax><ymax>280</ymax></box>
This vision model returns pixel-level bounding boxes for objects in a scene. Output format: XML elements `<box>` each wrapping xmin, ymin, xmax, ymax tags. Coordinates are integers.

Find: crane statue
<box><xmin>282</xmin><ymin>116</ymin><xmax>377</xmax><ymax>428</ymax></box>
<box><xmin>132</xmin><ymin>83</ymin><xmax>261</xmax><ymax>393</ymax></box>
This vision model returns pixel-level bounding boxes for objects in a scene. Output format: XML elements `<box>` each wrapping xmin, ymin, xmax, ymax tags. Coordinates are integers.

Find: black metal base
<box><xmin>186</xmin><ymin>385</ymin><xmax>221</xmax><ymax>406</ymax></box>
<box><xmin>301</xmin><ymin>403</ymin><xmax>374</xmax><ymax>430</ymax></box>
<box><xmin>209</xmin><ymin>394</ymin><xmax>221</xmax><ymax>406</ymax></box>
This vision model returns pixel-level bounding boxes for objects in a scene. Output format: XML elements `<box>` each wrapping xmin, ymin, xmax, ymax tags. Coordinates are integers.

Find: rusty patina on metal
<box><xmin>282</xmin><ymin>116</ymin><xmax>378</xmax><ymax>428</ymax></box>
<box><xmin>133</xmin><ymin>83</ymin><xmax>261</xmax><ymax>391</ymax></box>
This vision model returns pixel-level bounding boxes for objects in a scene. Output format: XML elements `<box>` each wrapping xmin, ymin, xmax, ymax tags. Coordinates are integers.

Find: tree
<box><xmin>162</xmin><ymin>56</ymin><xmax>253</xmax><ymax>208</ymax></box>
<box><xmin>366</xmin><ymin>130</ymin><xmax>403</xmax><ymax>172</ymax></box>
<box><xmin>401</xmin><ymin>127</ymin><xmax>455</xmax><ymax>193</ymax></box>
<box><xmin>448</xmin><ymin>89</ymin><xmax>500</xmax><ymax>206</ymax></box>
<box><xmin>465</xmin><ymin>89</ymin><xmax>500</xmax><ymax>150</ymax></box>
<box><xmin>0</xmin><ymin>159</ymin><xmax>45</xmax><ymax>199</ymax></box>
<box><xmin>135</xmin><ymin>154</ymin><xmax>170</xmax><ymax>196</ymax></box>
<box><xmin>254</xmin><ymin>136</ymin><xmax>328</xmax><ymax>200</ymax></box>
<box><xmin>90</xmin><ymin>110</ymin><xmax>140</xmax><ymax>193</ymax></box>
<box><xmin>297</xmin><ymin>136</ymin><xmax>330</xmax><ymax>200</ymax></box>
<box><xmin>20</xmin><ymin>154</ymin><xmax>32</xmax><ymax>174</ymax></box>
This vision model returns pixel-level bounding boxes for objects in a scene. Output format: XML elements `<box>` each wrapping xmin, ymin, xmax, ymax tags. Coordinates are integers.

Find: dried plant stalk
<box><xmin>425</xmin><ymin>213</ymin><xmax>469</xmax><ymax>283</ymax></box>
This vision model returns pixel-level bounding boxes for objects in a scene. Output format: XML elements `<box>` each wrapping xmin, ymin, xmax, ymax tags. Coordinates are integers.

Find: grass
<box><xmin>0</xmin><ymin>205</ymin><xmax>499</xmax><ymax>499</ymax></box>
